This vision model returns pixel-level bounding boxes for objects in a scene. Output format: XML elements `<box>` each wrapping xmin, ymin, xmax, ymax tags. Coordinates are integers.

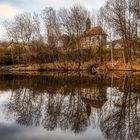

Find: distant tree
<box><xmin>59</xmin><ymin>5</ymin><xmax>89</xmax><ymax>39</ymax></box>
<box><xmin>33</xmin><ymin>13</ymin><xmax>43</xmax><ymax>42</ymax></box>
<box><xmin>3</xmin><ymin>13</ymin><xmax>37</xmax><ymax>43</ymax></box>
<box><xmin>102</xmin><ymin>0</ymin><xmax>140</xmax><ymax>64</ymax></box>
<box><xmin>42</xmin><ymin>7</ymin><xmax>60</xmax><ymax>47</ymax></box>
<box><xmin>97</xmin><ymin>7</ymin><xmax>115</xmax><ymax>66</ymax></box>
<box><xmin>59</xmin><ymin>5</ymin><xmax>89</xmax><ymax>69</ymax></box>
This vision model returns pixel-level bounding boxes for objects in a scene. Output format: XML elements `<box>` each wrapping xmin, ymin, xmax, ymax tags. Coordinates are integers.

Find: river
<box><xmin>0</xmin><ymin>72</ymin><xmax>140</xmax><ymax>140</ymax></box>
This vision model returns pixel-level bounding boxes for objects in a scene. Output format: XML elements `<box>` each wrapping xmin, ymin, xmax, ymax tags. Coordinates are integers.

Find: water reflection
<box><xmin>0</xmin><ymin>72</ymin><xmax>140</xmax><ymax>140</ymax></box>
<box><xmin>101</xmin><ymin>74</ymin><xmax>140</xmax><ymax>140</ymax></box>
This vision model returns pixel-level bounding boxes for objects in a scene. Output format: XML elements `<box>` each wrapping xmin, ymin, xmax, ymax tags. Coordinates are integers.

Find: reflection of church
<box><xmin>81</xmin><ymin>88</ymin><xmax>107</xmax><ymax>109</ymax></box>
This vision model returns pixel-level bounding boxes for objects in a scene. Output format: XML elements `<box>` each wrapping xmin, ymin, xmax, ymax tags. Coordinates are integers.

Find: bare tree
<box><xmin>3</xmin><ymin>13</ymin><xmax>37</xmax><ymax>43</ymax></box>
<box><xmin>42</xmin><ymin>7</ymin><xmax>60</xmax><ymax>47</ymax></box>
<box><xmin>97</xmin><ymin>7</ymin><xmax>115</xmax><ymax>67</ymax></box>
<box><xmin>102</xmin><ymin>0</ymin><xmax>140</xmax><ymax>64</ymax></box>
<box><xmin>59</xmin><ymin>5</ymin><xmax>89</xmax><ymax>39</ymax></box>
<box><xmin>15</xmin><ymin>13</ymin><xmax>36</xmax><ymax>43</ymax></box>
<box><xmin>3</xmin><ymin>20</ymin><xmax>19</xmax><ymax>42</ymax></box>
<box><xmin>33</xmin><ymin>13</ymin><xmax>43</xmax><ymax>42</ymax></box>
<box><xmin>59</xmin><ymin>5</ymin><xmax>89</xmax><ymax>69</ymax></box>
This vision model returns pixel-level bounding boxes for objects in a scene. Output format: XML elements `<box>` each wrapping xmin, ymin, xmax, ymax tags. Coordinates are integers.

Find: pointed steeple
<box><xmin>86</xmin><ymin>17</ymin><xmax>91</xmax><ymax>30</ymax></box>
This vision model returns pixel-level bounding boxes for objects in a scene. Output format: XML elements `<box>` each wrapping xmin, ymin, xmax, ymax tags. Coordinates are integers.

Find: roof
<box><xmin>107</xmin><ymin>39</ymin><xmax>123</xmax><ymax>46</ymax></box>
<box><xmin>82</xmin><ymin>26</ymin><xmax>107</xmax><ymax>37</ymax></box>
<box><xmin>82</xmin><ymin>97</ymin><xmax>107</xmax><ymax>108</ymax></box>
<box><xmin>107</xmin><ymin>38</ymin><xmax>140</xmax><ymax>48</ymax></box>
<box><xmin>7</xmin><ymin>41</ymin><xmax>34</xmax><ymax>52</ymax></box>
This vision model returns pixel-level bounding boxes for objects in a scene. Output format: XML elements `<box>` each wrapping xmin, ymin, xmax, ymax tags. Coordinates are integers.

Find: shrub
<box><xmin>0</xmin><ymin>54</ymin><xmax>13</xmax><ymax>65</ymax></box>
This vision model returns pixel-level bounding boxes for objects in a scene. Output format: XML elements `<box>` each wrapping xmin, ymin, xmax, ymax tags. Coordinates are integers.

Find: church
<box><xmin>80</xmin><ymin>18</ymin><xmax>107</xmax><ymax>48</ymax></box>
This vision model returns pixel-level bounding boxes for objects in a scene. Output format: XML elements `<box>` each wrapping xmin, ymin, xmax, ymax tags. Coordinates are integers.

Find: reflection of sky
<box><xmin>0</xmin><ymin>91</ymin><xmax>13</xmax><ymax>124</ymax></box>
<box><xmin>0</xmin><ymin>90</ymin><xmax>104</xmax><ymax>140</ymax></box>
<box><xmin>0</xmin><ymin>126</ymin><xmax>104</xmax><ymax>140</ymax></box>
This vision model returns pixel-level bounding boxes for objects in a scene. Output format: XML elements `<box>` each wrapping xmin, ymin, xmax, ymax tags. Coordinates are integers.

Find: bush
<box><xmin>0</xmin><ymin>54</ymin><xmax>13</xmax><ymax>65</ymax></box>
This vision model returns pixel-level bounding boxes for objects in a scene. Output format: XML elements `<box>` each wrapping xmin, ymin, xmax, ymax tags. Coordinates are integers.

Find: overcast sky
<box><xmin>0</xmin><ymin>0</ymin><xmax>105</xmax><ymax>40</ymax></box>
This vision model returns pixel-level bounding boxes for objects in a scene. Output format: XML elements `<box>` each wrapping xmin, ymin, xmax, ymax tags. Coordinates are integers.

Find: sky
<box><xmin>0</xmin><ymin>0</ymin><xmax>105</xmax><ymax>40</ymax></box>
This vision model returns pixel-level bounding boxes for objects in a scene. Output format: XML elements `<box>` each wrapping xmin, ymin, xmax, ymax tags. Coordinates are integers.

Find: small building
<box><xmin>7</xmin><ymin>40</ymin><xmax>34</xmax><ymax>52</ymax></box>
<box><xmin>107</xmin><ymin>39</ymin><xmax>125</xmax><ymax>49</ymax></box>
<box><xmin>80</xmin><ymin>26</ymin><xmax>107</xmax><ymax>48</ymax></box>
<box><xmin>107</xmin><ymin>38</ymin><xmax>140</xmax><ymax>49</ymax></box>
<box><xmin>81</xmin><ymin>88</ymin><xmax>107</xmax><ymax>109</ymax></box>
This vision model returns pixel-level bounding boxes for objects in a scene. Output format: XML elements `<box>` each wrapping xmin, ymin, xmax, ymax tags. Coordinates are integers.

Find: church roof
<box><xmin>82</xmin><ymin>26</ymin><xmax>107</xmax><ymax>37</ymax></box>
<box><xmin>82</xmin><ymin>97</ymin><xmax>107</xmax><ymax>108</ymax></box>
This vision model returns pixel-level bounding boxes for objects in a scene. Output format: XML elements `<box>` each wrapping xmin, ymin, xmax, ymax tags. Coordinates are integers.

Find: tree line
<box><xmin>1</xmin><ymin>0</ymin><xmax>140</xmax><ymax>66</ymax></box>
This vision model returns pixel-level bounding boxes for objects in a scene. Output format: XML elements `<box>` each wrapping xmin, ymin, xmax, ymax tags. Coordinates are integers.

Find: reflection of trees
<box><xmin>7</xmin><ymin>88</ymin><xmax>90</xmax><ymax>133</ymax></box>
<box><xmin>60</xmin><ymin>94</ymin><xmax>89</xmax><ymax>133</ymax></box>
<box><xmin>8</xmin><ymin>88</ymin><xmax>44</xmax><ymax>126</ymax></box>
<box><xmin>3</xmin><ymin>73</ymin><xmax>107</xmax><ymax>134</ymax></box>
<box><xmin>3</xmin><ymin>72</ymin><xmax>140</xmax><ymax>138</ymax></box>
<box><xmin>42</xmin><ymin>93</ymin><xmax>65</xmax><ymax>131</ymax></box>
<box><xmin>42</xmin><ymin>93</ymin><xmax>89</xmax><ymax>133</ymax></box>
<box><xmin>100</xmin><ymin>75</ymin><xmax>140</xmax><ymax>140</ymax></box>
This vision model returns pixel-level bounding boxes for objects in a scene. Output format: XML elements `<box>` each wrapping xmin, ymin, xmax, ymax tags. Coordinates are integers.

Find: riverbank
<box><xmin>0</xmin><ymin>62</ymin><xmax>89</xmax><ymax>72</ymax></box>
<box><xmin>0</xmin><ymin>61</ymin><xmax>140</xmax><ymax>72</ymax></box>
<box><xmin>105</xmin><ymin>61</ymin><xmax>140</xmax><ymax>72</ymax></box>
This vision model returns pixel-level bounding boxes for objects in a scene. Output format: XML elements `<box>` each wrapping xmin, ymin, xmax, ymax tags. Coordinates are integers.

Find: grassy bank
<box><xmin>0</xmin><ymin>62</ymin><xmax>90</xmax><ymax>72</ymax></box>
<box><xmin>0</xmin><ymin>62</ymin><xmax>140</xmax><ymax>73</ymax></box>
<box><xmin>0</xmin><ymin>45</ymin><xmax>139</xmax><ymax>72</ymax></box>
<box><xmin>106</xmin><ymin>61</ymin><xmax>140</xmax><ymax>71</ymax></box>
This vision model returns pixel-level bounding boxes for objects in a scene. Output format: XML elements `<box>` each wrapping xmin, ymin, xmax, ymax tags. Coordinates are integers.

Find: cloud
<box><xmin>0</xmin><ymin>3</ymin><xmax>21</xmax><ymax>40</ymax></box>
<box><xmin>0</xmin><ymin>4</ymin><xmax>21</xmax><ymax>18</ymax></box>
<box><xmin>41</xmin><ymin>0</ymin><xmax>105</xmax><ymax>10</ymax></box>
<box><xmin>0</xmin><ymin>0</ymin><xmax>25</xmax><ymax>7</ymax></box>
<box><xmin>0</xmin><ymin>0</ymin><xmax>105</xmax><ymax>40</ymax></box>
<box><xmin>0</xmin><ymin>0</ymin><xmax>105</xmax><ymax>16</ymax></box>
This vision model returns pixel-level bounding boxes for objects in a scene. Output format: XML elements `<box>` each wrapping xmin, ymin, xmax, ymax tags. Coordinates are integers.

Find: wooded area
<box><xmin>0</xmin><ymin>0</ymin><xmax>140</xmax><ymax>70</ymax></box>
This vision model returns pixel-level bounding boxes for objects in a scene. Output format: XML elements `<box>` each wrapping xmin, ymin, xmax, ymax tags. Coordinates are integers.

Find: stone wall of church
<box><xmin>80</xmin><ymin>35</ymin><xmax>106</xmax><ymax>48</ymax></box>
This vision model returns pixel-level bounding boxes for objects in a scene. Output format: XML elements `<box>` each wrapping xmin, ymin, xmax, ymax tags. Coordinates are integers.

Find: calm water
<box><xmin>0</xmin><ymin>72</ymin><xmax>140</xmax><ymax>140</ymax></box>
